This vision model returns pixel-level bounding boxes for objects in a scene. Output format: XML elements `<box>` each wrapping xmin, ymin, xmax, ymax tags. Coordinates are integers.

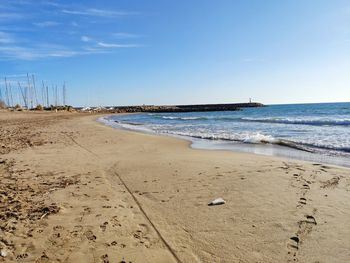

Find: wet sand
<box><xmin>1</xmin><ymin>111</ymin><xmax>350</xmax><ymax>262</ymax></box>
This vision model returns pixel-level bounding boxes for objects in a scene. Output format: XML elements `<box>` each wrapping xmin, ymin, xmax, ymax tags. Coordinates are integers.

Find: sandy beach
<box><xmin>1</xmin><ymin>111</ymin><xmax>350</xmax><ymax>263</ymax></box>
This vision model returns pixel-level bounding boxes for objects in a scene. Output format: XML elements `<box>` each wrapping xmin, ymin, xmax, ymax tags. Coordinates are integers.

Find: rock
<box><xmin>1</xmin><ymin>249</ymin><xmax>8</xmax><ymax>257</ymax></box>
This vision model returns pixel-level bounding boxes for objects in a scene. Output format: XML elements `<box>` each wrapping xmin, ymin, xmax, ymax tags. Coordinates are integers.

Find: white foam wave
<box><xmin>99</xmin><ymin>116</ymin><xmax>350</xmax><ymax>155</ymax></box>
<box><xmin>162</xmin><ymin>130</ymin><xmax>277</xmax><ymax>144</ymax></box>
<box><xmin>160</xmin><ymin>116</ymin><xmax>206</xmax><ymax>120</ymax></box>
<box><xmin>242</xmin><ymin>133</ymin><xmax>277</xmax><ymax>144</ymax></box>
<box><xmin>241</xmin><ymin>117</ymin><xmax>350</xmax><ymax>126</ymax></box>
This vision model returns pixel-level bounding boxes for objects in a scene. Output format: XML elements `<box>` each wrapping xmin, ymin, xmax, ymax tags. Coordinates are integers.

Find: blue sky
<box><xmin>0</xmin><ymin>0</ymin><xmax>349</xmax><ymax>106</ymax></box>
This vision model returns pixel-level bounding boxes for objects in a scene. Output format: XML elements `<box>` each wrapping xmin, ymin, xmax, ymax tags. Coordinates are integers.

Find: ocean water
<box><xmin>100</xmin><ymin>102</ymin><xmax>350</xmax><ymax>167</ymax></box>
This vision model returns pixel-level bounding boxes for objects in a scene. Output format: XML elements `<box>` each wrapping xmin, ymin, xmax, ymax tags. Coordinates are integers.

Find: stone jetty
<box><xmin>113</xmin><ymin>102</ymin><xmax>264</xmax><ymax>113</ymax></box>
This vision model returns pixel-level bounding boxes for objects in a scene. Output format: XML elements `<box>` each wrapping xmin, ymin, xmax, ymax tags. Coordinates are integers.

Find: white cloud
<box><xmin>97</xmin><ymin>42</ymin><xmax>140</xmax><ymax>48</ymax></box>
<box><xmin>81</xmin><ymin>36</ymin><xmax>91</xmax><ymax>42</ymax></box>
<box><xmin>42</xmin><ymin>1</ymin><xmax>63</xmax><ymax>8</ymax></box>
<box><xmin>0</xmin><ymin>37</ymin><xmax>139</xmax><ymax>60</ymax></box>
<box><xmin>3</xmin><ymin>74</ymin><xmax>28</xmax><ymax>78</ymax></box>
<box><xmin>0</xmin><ymin>46</ymin><xmax>42</xmax><ymax>60</ymax></box>
<box><xmin>0</xmin><ymin>45</ymin><xmax>99</xmax><ymax>60</ymax></box>
<box><xmin>62</xmin><ymin>8</ymin><xmax>136</xmax><ymax>17</ymax></box>
<box><xmin>0</xmin><ymin>3</ymin><xmax>143</xmax><ymax>60</ymax></box>
<box><xmin>83</xmin><ymin>47</ymin><xmax>108</xmax><ymax>53</ymax></box>
<box><xmin>0</xmin><ymin>32</ymin><xmax>15</xmax><ymax>44</ymax></box>
<box><xmin>112</xmin><ymin>32</ymin><xmax>141</xmax><ymax>39</ymax></box>
<box><xmin>33</xmin><ymin>21</ymin><xmax>60</xmax><ymax>27</ymax></box>
<box><xmin>0</xmin><ymin>13</ymin><xmax>23</xmax><ymax>20</ymax></box>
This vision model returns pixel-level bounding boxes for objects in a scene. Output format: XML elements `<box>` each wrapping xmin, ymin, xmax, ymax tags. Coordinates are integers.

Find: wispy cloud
<box><xmin>71</xmin><ymin>21</ymin><xmax>79</xmax><ymax>27</ymax></box>
<box><xmin>0</xmin><ymin>46</ymin><xmax>42</xmax><ymax>60</ymax></box>
<box><xmin>0</xmin><ymin>45</ymin><xmax>105</xmax><ymax>60</ymax></box>
<box><xmin>62</xmin><ymin>8</ymin><xmax>137</xmax><ymax>17</ymax></box>
<box><xmin>33</xmin><ymin>21</ymin><xmax>60</xmax><ymax>27</ymax></box>
<box><xmin>0</xmin><ymin>2</ymin><xmax>143</xmax><ymax>60</ymax></box>
<box><xmin>0</xmin><ymin>13</ymin><xmax>24</xmax><ymax>20</ymax></box>
<box><xmin>97</xmin><ymin>42</ymin><xmax>140</xmax><ymax>48</ymax></box>
<box><xmin>0</xmin><ymin>26</ymin><xmax>36</xmax><ymax>32</ymax></box>
<box><xmin>41</xmin><ymin>1</ymin><xmax>63</xmax><ymax>8</ymax></box>
<box><xmin>81</xmin><ymin>36</ymin><xmax>92</xmax><ymax>42</ymax></box>
<box><xmin>112</xmin><ymin>32</ymin><xmax>142</xmax><ymax>39</ymax></box>
<box><xmin>3</xmin><ymin>73</ymin><xmax>29</xmax><ymax>78</ymax></box>
<box><xmin>0</xmin><ymin>32</ymin><xmax>15</xmax><ymax>44</ymax></box>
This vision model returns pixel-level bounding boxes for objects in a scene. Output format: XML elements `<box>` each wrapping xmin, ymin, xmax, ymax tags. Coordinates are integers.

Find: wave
<box><xmin>153</xmin><ymin>115</ymin><xmax>208</xmax><ymax>121</ymax></box>
<box><xmin>165</xmin><ymin>131</ymin><xmax>277</xmax><ymax>144</ymax></box>
<box><xmin>163</xmin><ymin>130</ymin><xmax>350</xmax><ymax>154</ymax></box>
<box><xmin>153</xmin><ymin>115</ymin><xmax>248</xmax><ymax>122</ymax></box>
<box><xmin>150</xmin><ymin>114</ymin><xmax>350</xmax><ymax>126</ymax></box>
<box><xmin>162</xmin><ymin>130</ymin><xmax>308</xmax><ymax>150</ymax></box>
<box><xmin>241</xmin><ymin>117</ymin><xmax>350</xmax><ymax>126</ymax></box>
<box><xmin>102</xmin><ymin>117</ymin><xmax>350</xmax><ymax>156</ymax></box>
<box><xmin>293</xmin><ymin>142</ymin><xmax>350</xmax><ymax>154</ymax></box>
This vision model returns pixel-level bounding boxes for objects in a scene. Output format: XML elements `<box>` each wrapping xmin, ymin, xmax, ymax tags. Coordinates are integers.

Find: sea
<box><xmin>99</xmin><ymin>102</ymin><xmax>350</xmax><ymax>168</ymax></box>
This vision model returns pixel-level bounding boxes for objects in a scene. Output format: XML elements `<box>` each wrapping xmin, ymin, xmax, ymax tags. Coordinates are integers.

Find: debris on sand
<box><xmin>208</xmin><ymin>198</ymin><xmax>226</xmax><ymax>206</ymax></box>
<box><xmin>30</xmin><ymin>204</ymin><xmax>60</xmax><ymax>220</ymax></box>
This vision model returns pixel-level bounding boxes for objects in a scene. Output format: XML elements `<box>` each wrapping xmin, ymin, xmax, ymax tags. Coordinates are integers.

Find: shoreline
<box><xmin>98</xmin><ymin>114</ymin><xmax>350</xmax><ymax>169</ymax></box>
<box><xmin>1</xmin><ymin>111</ymin><xmax>350</xmax><ymax>262</ymax></box>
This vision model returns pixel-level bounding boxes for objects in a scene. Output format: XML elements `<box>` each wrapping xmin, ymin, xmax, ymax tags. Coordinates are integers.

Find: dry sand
<box><xmin>1</xmin><ymin>111</ymin><xmax>350</xmax><ymax>263</ymax></box>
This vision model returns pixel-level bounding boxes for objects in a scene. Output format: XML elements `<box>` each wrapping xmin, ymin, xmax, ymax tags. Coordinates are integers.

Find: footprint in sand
<box><xmin>82</xmin><ymin>206</ymin><xmax>92</xmax><ymax>215</ymax></box>
<box><xmin>305</xmin><ymin>215</ymin><xmax>317</xmax><ymax>225</ymax></box>
<box><xmin>100</xmin><ymin>254</ymin><xmax>109</xmax><ymax>263</ymax></box>
<box><xmin>109</xmin><ymin>241</ymin><xmax>126</xmax><ymax>248</ymax></box>
<box><xmin>36</xmin><ymin>252</ymin><xmax>49</xmax><ymax>263</ymax></box>
<box><xmin>110</xmin><ymin>216</ymin><xmax>121</xmax><ymax>227</ymax></box>
<box><xmin>297</xmin><ymin>215</ymin><xmax>317</xmax><ymax>236</ymax></box>
<box><xmin>16</xmin><ymin>253</ymin><xmax>29</xmax><ymax>260</ymax></box>
<box><xmin>287</xmin><ymin>214</ymin><xmax>317</xmax><ymax>261</ymax></box>
<box><xmin>133</xmin><ymin>224</ymin><xmax>151</xmax><ymax>248</ymax></box>
<box><xmin>69</xmin><ymin>229</ymin><xmax>80</xmax><ymax>238</ymax></box>
<box><xmin>287</xmin><ymin>236</ymin><xmax>299</xmax><ymax>250</ymax></box>
<box><xmin>302</xmin><ymin>184</ymin><xmax>310</xmax><ymax>190</ymax></box>
<box><xmin>297</xmin><ymin>197</ymin><xmax>307</xmax><ymax>207</ymax></box>
<box><xmin>100</xmin><ymin>222</ymin><xmax>108</xmax><ymax>232</ymax></box>
<box><xmin>110</xmin><ymin>241</ymin><xmax>118</xmax><ymax>246</ymax></box>
<box><xmin>321</xmin><ymin>176</ymin><xmax>340</xmax><ymax>189</ymax></box>
<box><xmin>84</xmin><ymin>230</ymin><xmax>96</xmax><ymax>241</ymax></box>
<box><xmin>53</xmin><ymin>225</ymin><xmax>64</xmax><ymax>231</ymax></box>
<box><xmin>287</xmin><ymin>236</ymin><xmax>299</xmax><ymax>262</ymax></box>
<box><xmin>48</xmin><ymin>226</ymin><xmax>66</xmax><ymax>246</ymax></box>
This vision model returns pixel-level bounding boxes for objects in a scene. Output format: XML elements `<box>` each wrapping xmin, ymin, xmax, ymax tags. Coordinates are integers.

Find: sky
<box><xmin>0</xmin><ymin>0</ymin><xmax>349</xmax><ymax>107</ymax></box>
